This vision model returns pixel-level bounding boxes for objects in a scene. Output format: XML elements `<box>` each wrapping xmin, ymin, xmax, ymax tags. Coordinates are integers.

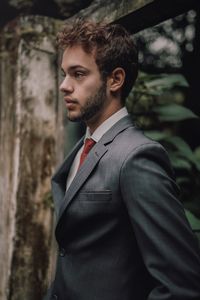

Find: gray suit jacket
<box><xmin>45</xmin><ymin>115</ymin><xmax>200</xmax><ymax>300</ymax></box>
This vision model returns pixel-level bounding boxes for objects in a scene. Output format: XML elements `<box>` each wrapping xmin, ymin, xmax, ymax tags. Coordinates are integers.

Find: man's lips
<box><xmin>64</xmin><ymin>97</ymin><xmax>75</xmax><ymax>103</ymax></box>
<box><xmin>64</xmin><ymin>97</ymin><xmax>78</xmax><ymax>107</ymax></box>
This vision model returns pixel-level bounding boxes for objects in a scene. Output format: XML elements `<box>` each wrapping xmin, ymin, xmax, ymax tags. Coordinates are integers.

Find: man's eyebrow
<box><xmin>61</xmin><ymin>65</ymin><xmax>89</xmax><ymax>73</ymax></box>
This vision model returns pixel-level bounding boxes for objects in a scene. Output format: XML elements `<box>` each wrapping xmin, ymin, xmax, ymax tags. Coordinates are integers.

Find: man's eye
<box><xmin>74</xmin><ymin>72</ymin><xmax>85</xmax><ymax>79</ymax></box>
<box><xmin>61</xmin><ymin>72</ymin><xmax>66</xmax><ymax>78</ymax></box>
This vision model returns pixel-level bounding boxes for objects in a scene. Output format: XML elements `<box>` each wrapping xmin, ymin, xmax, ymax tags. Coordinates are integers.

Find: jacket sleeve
<box><xmin>120</xmin><ymin>142</ymin><xmax>200</xmax><ymax>300</ymax></box>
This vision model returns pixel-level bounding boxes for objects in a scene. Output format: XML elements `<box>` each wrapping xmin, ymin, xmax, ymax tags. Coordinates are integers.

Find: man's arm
<box><xmin>120</xmin><ymin>142</ymin><xmax>200</xmax><ymax>300</ymax></box>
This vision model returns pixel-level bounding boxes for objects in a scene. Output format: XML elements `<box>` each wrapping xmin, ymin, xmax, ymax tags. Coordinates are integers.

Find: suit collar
<box><xmin>85</xmin><ymin>106</ymin><xmax>129</xmax><ymax>143</ymax></box>
<box><xmin>99</xmin><ymin>114</ymin><xmax>134</xmax><ymax>145</ymax></box>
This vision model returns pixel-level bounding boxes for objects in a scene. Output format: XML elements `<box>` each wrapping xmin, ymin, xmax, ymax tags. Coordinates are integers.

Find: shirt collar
<box><xmin>85</xmin><ymin>106</ymin><xmax>128</xmax><ymax>142</ymax></box>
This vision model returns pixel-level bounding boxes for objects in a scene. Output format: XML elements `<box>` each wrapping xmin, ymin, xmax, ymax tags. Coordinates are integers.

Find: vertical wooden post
<box><xmin>0</xmin><ymin>16</ymin><xmax>63</xmax><ymax>300</ymax></box>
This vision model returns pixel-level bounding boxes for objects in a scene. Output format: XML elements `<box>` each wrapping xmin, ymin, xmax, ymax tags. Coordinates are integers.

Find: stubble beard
<box><xmin>67</xmin><ymin>81</ymin><xmax>107</xmax><ymax>123</ymax></box>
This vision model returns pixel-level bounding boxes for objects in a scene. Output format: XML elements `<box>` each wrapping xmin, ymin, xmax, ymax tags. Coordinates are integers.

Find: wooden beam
<box><xmin>116</xmin><ymin>0</ymin><xmax>200</xmax><ymax>33</ymax></box>
<box><xmin>68</xmin><ymin>0</ymin><xmax>200</xmax><ymax>32</ymax></box>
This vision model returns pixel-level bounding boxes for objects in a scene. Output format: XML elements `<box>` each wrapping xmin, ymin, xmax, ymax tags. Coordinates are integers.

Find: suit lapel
<box><xmin>57</xmin><ymin>142</ymin><xmax>108</xmax><ymax>222</ymax></box>
<box><xmin>51</xmin><ymin>137</ymin><xmax>84</xmax><ymax>216</ymax></box>
<box><xmin>54</xmin><ymin>115</ymin><xmax>134</xmax><ymax>224</ymax></box>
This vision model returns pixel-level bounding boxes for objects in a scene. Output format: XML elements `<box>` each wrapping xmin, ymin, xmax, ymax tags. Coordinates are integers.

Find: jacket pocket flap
<box><xmin>80</xmin><ymin>191</ymin><xmax>112</xmax><ymax>202</ymax></box>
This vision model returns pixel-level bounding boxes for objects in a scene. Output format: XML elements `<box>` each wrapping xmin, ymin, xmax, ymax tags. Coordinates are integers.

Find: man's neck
<box><xmin>86</xmin><ymin>103</ymin><xmax>124</xmax><ymax>134</ymax></box>
<box><xmin>85</xmin><ymin>106</ymin><xmax>128</xmax><ymax>143</ymax></box>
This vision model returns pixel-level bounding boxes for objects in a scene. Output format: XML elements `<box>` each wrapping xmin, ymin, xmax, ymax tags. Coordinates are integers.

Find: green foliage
<box><xmin>127</xmin><ymin>72</ymin><xmax>198</xmax><ymax>124</ymax></box>
<box><xmin>185</xmin><ymin>210</ymin><xmax>200</xmax><ymax>231</ymax></box>
<box><xmin>185</xmin><ymin>210</ymin><xmax>200</xmax><ymax>245</ymax></box>
<box><xmin>9</xmin><ymin>0</ymin><xmax>33</xmax><ymax>9</ymax></box>
<box><xmin>43</xmin><ymin>191</ymin><xmax>54</xmax><ymax>210</ymax></box>
<box><xmin>144</xmin><ymin>74</ymin><xmax>189</xmax><ymax>90</ymax></box>
<box><xmin>153</xmin><ymin>104</ymin><xmax>198</xmax><ymax>122</ymax></box>
<box><xmin>127</xmin><ymin>72</ymin><xmax>200</xmax><ymax>220</ymax></box>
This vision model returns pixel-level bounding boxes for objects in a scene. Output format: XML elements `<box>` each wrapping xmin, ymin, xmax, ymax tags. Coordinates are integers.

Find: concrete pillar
<box><xmin>0</xmin><ymin>15</ymin><xmax>63</xmax><ymax>300</ymax></box>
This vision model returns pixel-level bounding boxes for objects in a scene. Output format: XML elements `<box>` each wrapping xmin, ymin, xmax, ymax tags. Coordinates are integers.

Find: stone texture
<box><xmin>0</xmin><ymin>0</ymin><xmax>93</xmax><ymax>27</ymax></box>
<box><xmin>0</xmin><ymin>15</ymin><xmax>64</xmax><ymax>300</ymax></box>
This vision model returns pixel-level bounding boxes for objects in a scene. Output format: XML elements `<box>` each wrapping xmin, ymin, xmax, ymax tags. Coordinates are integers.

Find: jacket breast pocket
<box><xmin>79</xmin><ymin>190</ymin><xmax>112</xmax><ymax>202</ymax></box>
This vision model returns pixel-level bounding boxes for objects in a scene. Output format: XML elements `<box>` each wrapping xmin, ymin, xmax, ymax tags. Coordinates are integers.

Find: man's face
<box><xmin>60</xmin><ymin>45</ymin><xmax>107</xmax><ymax>123</ymax></box>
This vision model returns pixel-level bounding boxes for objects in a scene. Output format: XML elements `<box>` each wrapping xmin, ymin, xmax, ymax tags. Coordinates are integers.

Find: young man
<box><xmin>44</xmin><ymin>19</ymin><xmax>200</xmax><ymax>300</ymax></box>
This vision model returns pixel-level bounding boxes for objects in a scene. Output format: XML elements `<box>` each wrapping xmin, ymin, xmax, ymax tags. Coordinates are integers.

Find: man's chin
<box><xmin>67</xmin><ymin>113</ymin><xmax>82</xmax><ymax>122</ymax></box>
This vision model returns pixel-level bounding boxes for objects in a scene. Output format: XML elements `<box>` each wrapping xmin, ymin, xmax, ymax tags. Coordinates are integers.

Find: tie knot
<box><xmin>83</xmin><ymin>138</ymin><xmax>96</xmax><ymax>155</ymax></box>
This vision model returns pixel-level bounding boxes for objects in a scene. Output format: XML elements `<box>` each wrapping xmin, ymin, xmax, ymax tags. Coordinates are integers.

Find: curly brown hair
<box><xmin>57</xmin><ymin>18</ymin><xmax>138</xmax><ymax>102</ymax></box>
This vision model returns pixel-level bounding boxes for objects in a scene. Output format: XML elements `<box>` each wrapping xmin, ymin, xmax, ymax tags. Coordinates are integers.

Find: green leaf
<box><xmin>176</xmin><ymin>176</ymin><xmax>190</xmax><ymax>185</ymax></box>
<box><xmin>185</xmin><ymin>209</ymin><xmax>200</xmax><ymax>230</ymax></box>
<box><xmin>168</xmin><ymin>153</ymin><xmax>192</xmax><ymax>170</ymax></box>
<box><xmin>144</xmin><ymin>74</ymin><xmax>189</xmax><ymax>90</ymax></box>
<box><xmin>144</xmin><ymin>130</ymin><xmax>168</xmax><ymax>141</ymax></box>
<box><xmin>153</xmin><ymin>104</ymin><xmax>199</xmax><ymax>122</ymax></box>
<box><xmin>166</xmin><ymin>136</ymin><xmax>193</xmax><ymax>157</ymax></box>
<box><xmin>194</xmin><ymin>147</ymin><xmax>200</xmax><ymax>162</ymax></box>
<box><xmin>166</xmin><ymin>136</ymin><xmax>200</xmax><ymax>171</ymax></box>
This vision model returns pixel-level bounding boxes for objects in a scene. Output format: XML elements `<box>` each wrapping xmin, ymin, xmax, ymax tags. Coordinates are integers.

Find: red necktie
<box><xmin>78</xmin><ymin>138</ymin><xmax>96</xmax><ymax>169</ymax></box>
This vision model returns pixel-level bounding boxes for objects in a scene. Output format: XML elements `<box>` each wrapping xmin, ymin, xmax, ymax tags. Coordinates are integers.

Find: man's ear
<box><xmin>108</xmin><ymin>68</ymin><xmax>125</xmax><ymax>93</ymax></box>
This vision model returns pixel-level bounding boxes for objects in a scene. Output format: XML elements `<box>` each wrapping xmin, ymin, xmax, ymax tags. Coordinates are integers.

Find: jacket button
<box><xmin>52</xmin><ymin>294</ymin><xmax>58</xmax><ymax>300</ymax></box>
<box><xmin>59</xmin><ymin>247</ymin><xmax>66</xmax><ymax>257</ymax></box>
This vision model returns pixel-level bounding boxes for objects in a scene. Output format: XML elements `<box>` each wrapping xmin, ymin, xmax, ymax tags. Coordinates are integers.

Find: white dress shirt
<box><xmin>66</xmin><ymin>107</ymin><xmax>128</xmax><ymax>190</ymax></box>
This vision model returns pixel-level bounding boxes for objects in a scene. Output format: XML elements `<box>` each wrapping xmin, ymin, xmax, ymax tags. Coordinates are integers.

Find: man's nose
<box><xmin>59</xmin><ymin>77</ymin><xmax>74</xmax><ymax>94</ymax></box>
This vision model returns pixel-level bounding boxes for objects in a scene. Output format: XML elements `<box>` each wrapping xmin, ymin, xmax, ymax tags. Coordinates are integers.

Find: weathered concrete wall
<box><xmin>0</xmin><ymin>16</ymin><xmax>63</xmax><ymax>300</ymax></box>
<box><xmin>0</xmin><ymin>0</ymin><xmax>93</xmax><ymax>27</ymax></box>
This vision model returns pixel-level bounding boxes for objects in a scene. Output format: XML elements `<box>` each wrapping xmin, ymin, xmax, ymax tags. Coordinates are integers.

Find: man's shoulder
<box><xmin>106</xmin><ymin>123</ymin><xmax>167</xmax><ymax>165</ymax></box>
<box><xmin>116</xmin><ymin>124</ymin><xmax>159</xmax><ymax>151</ymax></box>
<box><xmin>112</xmin><ymin>125</ymin><xmax>174</xmax><ymax>178</ymax></box>
<box><xmin>103</xmin><ymin>114</ymin><xmax>158</xmax><ymax>150</ymax></box>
